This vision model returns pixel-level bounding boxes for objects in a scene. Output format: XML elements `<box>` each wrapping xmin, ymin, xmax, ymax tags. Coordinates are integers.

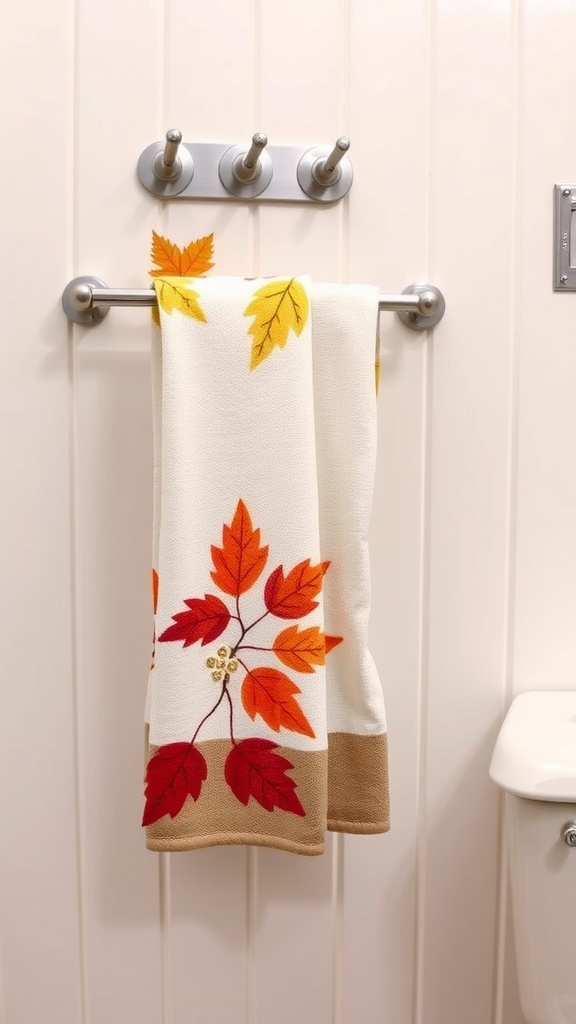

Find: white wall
<box><xmin>2</xmin><ymin>1</ymin><xmax>576</xmax><ymax>1022</ymax></box>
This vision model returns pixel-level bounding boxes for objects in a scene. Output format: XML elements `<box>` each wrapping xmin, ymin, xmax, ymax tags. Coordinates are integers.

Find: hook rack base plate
<box><xmin>137</xmin><ymin>141</ymin><xmax>353</xmax><ymax>203</ymax></box>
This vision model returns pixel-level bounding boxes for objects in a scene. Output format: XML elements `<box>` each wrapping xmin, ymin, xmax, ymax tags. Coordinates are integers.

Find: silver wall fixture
<box><xmin>136</xmin><ymin>129</ymin><xmax>354</xmax><ymax>203</ymax></box>
<box><xmin>561</xmin><ymin>821</ymin><xmax>576</xmax><ymax>848</ymax></box>
<box><xmin>137</xmin><ymin>129</ymin><xmax>195</xmax><ymax>198</ymax></box>
<box><xmin>218</xmin><ymin>133</ymin><xmax>273</xmax><ymax>198</ymax></box>
<box><xmin>61</xmin><ymin>278</ymin><xmax>445</xmax><ymax>331</ymax></box>
<box><xmin>553</xmin><ymin>184</ymin><xmax>576</xmax><ymax>290</ymax></box>
<box><xmin>297</xmin><ymin>137</ymin><xmax>353</xmax><ymax>202</ymax></box>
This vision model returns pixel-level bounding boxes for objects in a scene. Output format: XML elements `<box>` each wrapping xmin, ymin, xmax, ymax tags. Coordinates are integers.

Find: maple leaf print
<box><xmin>272</xmin><ymin>624</ymin><xmax>326</xmax><ymax>673</ymax></box>
<box><xmin>244</xmin><ymin>278</ymin><xmax>309</xmax><ymax>370</ymax></box>
<box><xmin>264</xmin><ymin>559</ymin><xmax>330</xmax><ymax>619</ymax></box>
<box><xmin>143</xmin><ymin>500</ymin><xmax>345</xmax><ymax>828</ymax></box>
<box><xmin>154</xmin><ymin>276</ymin><xmax>207</xmax><ymax>322</ymax></box>
<box><xmin>241</xmin><ymin>666</ymin><xmax>315</xmax><ymax>738</ymax></box>
<box><xmin>158</xmin><ymin>594</ymin><xmax>231</xmax><ymax>647</ymax></box>
<box><xmin>143</xmin><ymin>743</ymin><xmax>208</xmax><ymax>825</ymax></box>
<box><xmin>224</xmin><ymin>739</ymin><xmax>305</xmax><ymax>816</ymax></box>
<box><xmin>210</xmin><ymin>499</ymin><xmax>268</xmax><ymax>597</ymax></box>
<box><xmin>149</xmin><ymin>230</ymin><xmax>214</xmax><ymax>277</ymax></box>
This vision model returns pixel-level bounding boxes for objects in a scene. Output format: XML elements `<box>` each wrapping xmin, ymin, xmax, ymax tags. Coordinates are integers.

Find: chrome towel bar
<box><xmin>61</xmin><ymin>277</ymin><xmax>445</xmax><ymax>331</ymax></box>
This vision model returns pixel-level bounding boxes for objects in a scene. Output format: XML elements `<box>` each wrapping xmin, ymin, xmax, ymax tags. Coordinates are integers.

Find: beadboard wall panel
<box><xmin>341</xmin><ymin>0</ymin><xmax>431</xmax><ymax>1021</ymax></box>
<box><xmin>513</xmin><ymin>1</ymin><xmax>576</xmax><ymax>695</ymax></box>
<box><xmin>3</xmin><ymin>2</ymin><xmax>576</xmax><ymax>1024</ymax></box>
<box><xmin>0</xmin><ymin>3</ymin><xmax>83</xmax><ymax>1023</ymax></box>
<box><xmin>74</xmin><ymin>2</ymin><xmax>164</xmax><ymax>1022</ymax></box>
<box><xmin>420</xmin><ymin>4</ymin><xmax>517</xmax><ymax>1022</ymax></box>
<box><xmin>163</xmin><ymin>4</ymin><xmax>256</xmax><ymax>1021</ymax></box>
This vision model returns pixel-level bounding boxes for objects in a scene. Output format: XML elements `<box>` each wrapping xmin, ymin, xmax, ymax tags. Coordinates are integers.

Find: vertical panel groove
<box><xmin>248</xmin><ymin>8</ymin><xmax>262</xmax><ymax>1022</ymax></box>
<box><xmin>158</xmin><ymin>7</ymin><xmax>174</xmax><ymax>1024</ymax></box>
<box><xmin>159</xmin><ymin>854</ymin><xmax>173</xmax><ymax>1024</ymax></box>
<box><xmin>69</xmin><ymin>336</ymin><xmax>91</xmax><ymax>1024</ymax></box>
<box><xmin>158</xmin><ymin>0</ymin><xmax>169</xmax><ymax>136</ymax></box>
<box><xmin>339</xmin><ymin>0</ymin><xmax>351</xmax><ymax>284</ymax></box>
<box><xmin>246</xmin><ymin>850</ymin><xmax>259</xmax><ymax>1024</ymax></box>
<box><xmin>0</xmin><ymin>922</ymin><xmax>6</xmax><ymax>1024</ymax></box>
<box><xmin>333</xmin><ymin>4</ymin><xmax>350</xmax><ymax>1018</ymax></box>
<box><xmin>68</xmin><ymin>0</ymin><xmax>90</xmax><ymax>1013</ymax></box>
<box><xmin>251</xmin><ymin>0</ymin><xmax>262</xmax><ymax>279</ymax></box>
<box><xmin>492</xmin><ymin>2</ymin><xmax>525</xmax><ymax>1021</ymax></box>
<box><xmin>412</xmin><ymin>336</ymin><xmax>434</xmax><ymax>1024</ymax></box>
<box><xmin>331</xmin><ymin>835</ymin><xmax>345</xmax><ymax>1024</ymax></box>
<box><xmin>413</xmin><ymin>0</ymin><xmax>438</xmax><ymax>1020</ymax></box>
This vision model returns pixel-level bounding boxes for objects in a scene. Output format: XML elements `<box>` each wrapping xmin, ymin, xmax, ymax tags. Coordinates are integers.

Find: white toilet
<box><xmin>490</xmin><ymin>691</ymin><xmax>576</xmax><ymax>1024</ymax></box>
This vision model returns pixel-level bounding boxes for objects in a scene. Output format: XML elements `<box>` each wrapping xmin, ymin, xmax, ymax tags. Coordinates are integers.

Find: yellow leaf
<box><xmin>244</xmin><ymin>278</ymin><xmax>309</xmax><ymax>370</ymax></box>
<box><xmin>149</xmin><ymin>230</ymin><xmax>214</xmax><ymax>277</ymax></box>
<box><xmin>154</xmin><ymin>277</ymin><xmax>207</xmax><ymax>322</ymax></box>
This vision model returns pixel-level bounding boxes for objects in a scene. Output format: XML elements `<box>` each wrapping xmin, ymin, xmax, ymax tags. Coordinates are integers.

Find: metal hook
<box><xmin>219</xmin><ymin>132</ymin><xmax>273</xmax><ymax>197</ymax></box>
<box><xmin>234</xmin><ymin>133</ymin><xmax>269</xmax><ymax>183</ymax></box>
<box><xmin>152</xmin><ymin>129</ymin><xmax>184</xmax><ymax>181</ymax></box>
<box><xmin>137</xmin><ymin>128</ymin><xmax>195</xmax><ymax>197</ymax></box>
<box><xmin>312</xmin><ymin>137</ymin><xmax>351</xmax><ymax>186</ymax></box>
<box><xmin>297</xmin><ymin>136</ymin><xmax>353</xmax><ymax>202</ymax></box>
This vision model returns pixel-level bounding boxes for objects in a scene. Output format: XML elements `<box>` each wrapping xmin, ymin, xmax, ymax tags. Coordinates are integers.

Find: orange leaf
<box><xmin>152</xmin><ymin>568</ymin><xmax>159</xmax><ymax>614</ymax></box>
<box><xmin>210</xmin><ymin>499</ymin><xmax>268</xmax><ymax>597</ymax></box>
<box><xmin>273</xmin><ymin>624</ymin><xmax>325</xmax><ymax>673</ymax></box>
<box><xmin>325</xmin><ymin>634</ymin><xmax>343</xmax><ymax>654</ymax></box>
<box><xmin>149</xmin><ymin>230</ymin><xmax>214</xmax><ymax>278</ymax></box>
<box><xmin>241</xmin><ymin>667</ymin><xmax>315</xmax><ymax>738</ymax></box>
<box><xmin>264</xmin><ymin>560</ymin><xmax>330</xmax><ymax>619</ymax></box>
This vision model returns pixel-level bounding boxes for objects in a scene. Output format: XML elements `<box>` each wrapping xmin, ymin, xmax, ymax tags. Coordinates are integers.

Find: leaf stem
<box><xmin>231</xmin><ymin>610</ymin><xmax>270</xmax><ymax>656</ymax></box>
<box><xmin>225</xmin><ymin>686</ymin><xmax>236</xmax><ymax>745</ymax></box>
<box><xmin>191</xmin><ymin>681</ymin><xmax>227</xmax><ymax>745</ymax></box>
<box><xmin>236</xmin><ymin>644</ymin><xmax>273</xmax><ymax>654</ymax></box>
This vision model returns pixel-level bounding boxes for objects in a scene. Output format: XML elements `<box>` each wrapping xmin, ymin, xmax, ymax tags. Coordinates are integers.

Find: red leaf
<box><xmin>224</xmin><ymin>738</ymin><xmax>305</xmax><ymax>816</ymax></box>
<box><xmin>158</xmin><ymin>594</ymin><xmax>230</xmax><ymax>647</ymax></box>
<box><xmin>211</xmin><ymin>499</ymin><xmax>269</xmax><ymax>597</ymax></box>
<box><xmin>241</xmin><ymin>666</ymin><xmax>315</xmax><ymax>737</ymax></box>
<box><xmin>264</xmin><ymin>560</ymin><xmax>330</xmax><ymax>619</ymax></box>
<box><xmin>143</xmin><ymin>743</ymin><xmax>207</xmax><ymax>826</ymax></box>
<box><xmin>324</xmin><ymin>634</ymin><xmax>343</xmax><ymax>654</ymax></box>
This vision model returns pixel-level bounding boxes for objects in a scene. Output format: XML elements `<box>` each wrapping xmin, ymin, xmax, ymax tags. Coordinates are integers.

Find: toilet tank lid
<box><xmin>490</xmin><ymin>691</ymin><xmax>576</xmax><ymax>800</ymax></box>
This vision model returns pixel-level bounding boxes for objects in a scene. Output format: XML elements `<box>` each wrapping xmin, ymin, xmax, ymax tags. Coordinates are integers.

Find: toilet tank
<box><xmin>490</xmin><ymin>691</ymin><xmax>576</xmax><ymax>1024</ymax></box>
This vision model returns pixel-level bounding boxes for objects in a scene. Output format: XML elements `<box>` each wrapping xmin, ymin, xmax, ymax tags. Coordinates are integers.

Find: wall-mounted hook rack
<box><xmin>137</xmin><ymin>131</ymin><xmax>354</xmax><ymax>203</ymax></box>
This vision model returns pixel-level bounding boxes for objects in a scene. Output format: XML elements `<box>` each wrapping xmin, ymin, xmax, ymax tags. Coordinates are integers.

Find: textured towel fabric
<box><xmin>144</xmin><ymin>275</ymin><xmax>390</xmax><ymax>855</ymax></box>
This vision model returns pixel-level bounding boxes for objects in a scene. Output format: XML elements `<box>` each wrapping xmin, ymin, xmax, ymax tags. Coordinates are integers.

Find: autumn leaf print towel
<box><xmin>144</xmin><ymin>275</ymin><xmax>390</xmax><ymax>855</ymax></box>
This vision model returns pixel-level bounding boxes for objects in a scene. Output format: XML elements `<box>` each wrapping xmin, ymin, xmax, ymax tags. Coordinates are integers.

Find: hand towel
<box><xmin>144</xmin><ymin>275</ymin><xmax>390</xmax><ymax>856</ymax></box>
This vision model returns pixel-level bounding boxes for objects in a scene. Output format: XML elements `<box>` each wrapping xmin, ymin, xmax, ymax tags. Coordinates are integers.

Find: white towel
<box><xmin>144</xmin><ymin>275</ymin><xmax>389</xmax><ymax>855</ymax></box>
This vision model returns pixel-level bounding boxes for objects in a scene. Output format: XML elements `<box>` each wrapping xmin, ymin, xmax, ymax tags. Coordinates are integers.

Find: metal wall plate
<box><xmin>137</xmin><ymin>141</ymin><xmax>353</xmax><ymax>203</ymax></box>
<box><xmin>553</xmin><ymin>184</ymin><xmax>576</xmax><ymax>290</ymax></box>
